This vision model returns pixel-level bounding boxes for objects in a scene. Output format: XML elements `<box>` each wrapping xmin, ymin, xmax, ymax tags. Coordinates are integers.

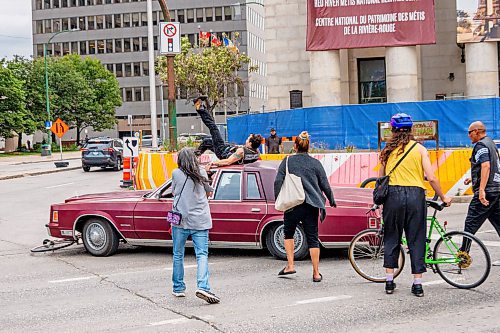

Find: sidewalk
<box><xmin>0</xmin><ymin>151</ymin><xmax>82</xmax><ymax>180</ymax></box>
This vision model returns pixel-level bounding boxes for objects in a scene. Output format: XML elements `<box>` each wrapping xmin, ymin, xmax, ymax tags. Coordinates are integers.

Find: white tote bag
<box><xmin>275</xmin><ymin>157</ymin><xmax>305</xmax><ymax>212</ymax></box>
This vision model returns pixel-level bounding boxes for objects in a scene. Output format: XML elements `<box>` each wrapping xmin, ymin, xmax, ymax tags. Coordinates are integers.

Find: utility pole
<box><xmin>147</xmin><ymin>0</ymin><xmax>158</xmax><ymax>149</ymax></box>
<box><xmin>157</xmin><ymin>0</ymin><xmax>177</xmax><ymax>151</ymax></box>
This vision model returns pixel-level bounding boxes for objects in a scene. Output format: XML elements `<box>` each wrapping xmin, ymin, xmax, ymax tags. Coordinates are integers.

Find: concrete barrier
<box><xmin>134</xmin><ymin>149</ymin><xmax>474</xmax><ymax>196</ymax></box>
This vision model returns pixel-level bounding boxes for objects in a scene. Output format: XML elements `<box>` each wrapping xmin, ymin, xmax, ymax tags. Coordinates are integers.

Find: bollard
<box><xmin>120</xmin><ymin>156</ymin><xmax>138</xmax><ymax>188</ymax></box>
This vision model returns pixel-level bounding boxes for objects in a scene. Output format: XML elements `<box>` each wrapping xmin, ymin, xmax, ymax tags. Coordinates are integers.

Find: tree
<box><xmin>0</xmin><ymin>62</ymin><xmax>35</xmax><ymax>139</ymax></box>
<box><xmin>157</xmin><ymin>36</ymin><xmax>257</xmax><ymax>114</ymax></box>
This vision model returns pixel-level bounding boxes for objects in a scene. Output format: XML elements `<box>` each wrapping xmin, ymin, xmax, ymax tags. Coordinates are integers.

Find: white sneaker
<box><xmin>172</xmin><ymin>291</ymin><xmax>186</xmax><ymax>297</ymax></box>
<box><xmin>195</xmin><ymin>289</ymin><xmax>220</xmax><ymax>304</ymax></box>
<box><xmin>492</xmin><ymin>260</ymin><xmax>500</xmax><ymax>266</ymax></box>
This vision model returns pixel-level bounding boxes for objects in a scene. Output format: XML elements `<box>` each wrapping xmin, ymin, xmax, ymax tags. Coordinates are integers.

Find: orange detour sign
<box><xmin>50</xmin><ymin>118</ymin><xmax>69</xmax><ymax>138</ymax></box>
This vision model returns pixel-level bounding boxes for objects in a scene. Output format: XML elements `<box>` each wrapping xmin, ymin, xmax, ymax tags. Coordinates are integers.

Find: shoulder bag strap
<box><xmin>173</xmin><ymin>176</ymin><xmax>189</xmax><ymax>210</ymax></box>
<box><xmin>387</xmin><ymin>142</ymin><xmax>418</xmax><ymax>176</ymax></box>
<box><xmin>285</xmin><ymin>156</ymin><xmax>289</xmax><ymax>175</ymax></box>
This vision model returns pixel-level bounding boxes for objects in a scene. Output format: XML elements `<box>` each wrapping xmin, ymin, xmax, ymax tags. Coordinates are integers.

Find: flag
<box><xmin>211</xmin><ymin>34</ymin><xmax>222</xmax><ymax>47</ymax></box>
<box><xmin>223</xmin><ymin>36</ymin><xmax>233</xmax><ymax>47</ymax></box>
<box><xmin>199</xmin><ymin>31</ymin><xmax>210</xmax><ymax>47</ymax></box>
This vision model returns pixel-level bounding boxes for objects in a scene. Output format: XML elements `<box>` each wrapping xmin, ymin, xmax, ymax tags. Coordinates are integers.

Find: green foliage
<box><xmin>157</xmin><ymin>36</ymin><xmax>257</xmax><ymax>113</ymax></box>
<box><xmin>0</xmin><ymin>61</ymin><xmax>35</xmax><ymax>138</ymax></box>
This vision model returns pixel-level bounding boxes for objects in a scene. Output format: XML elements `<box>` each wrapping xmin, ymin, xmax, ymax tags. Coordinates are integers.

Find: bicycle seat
<box><xmin>426</xmin><ymin>200</ymin><xmax>444</xmax><ymax>211</ymax></box>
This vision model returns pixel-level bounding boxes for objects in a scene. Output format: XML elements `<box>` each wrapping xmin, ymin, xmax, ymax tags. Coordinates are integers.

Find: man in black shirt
<box><xmin>463</xmin><ymin>121</ymin><xmax>500</xmax><ymax>266</ymax></box>
<box><xmin>266</xmin><ymin>128</ymin><xmax>283</xmax><ymax>154</ymax></box>
<box><xmin>193</xmin><ymin>96</ymin><xmax>262</xmax><ymax>166</ymax></box>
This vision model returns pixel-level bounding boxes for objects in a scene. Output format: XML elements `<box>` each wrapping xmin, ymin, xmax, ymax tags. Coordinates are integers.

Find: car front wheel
<box><xmin>265</xmin><ymin>223</ymin><xmax>309</xmax><ymax>260</ymax></box>
<box><xmin>82</xmin><ymin>218</ymin><xmax>119</xmax><ymax>257</ymax></box>
<box><xmin>83</xmin><ymin>165</ymin><xmax>90</xmax><ymax>172</ymax></box>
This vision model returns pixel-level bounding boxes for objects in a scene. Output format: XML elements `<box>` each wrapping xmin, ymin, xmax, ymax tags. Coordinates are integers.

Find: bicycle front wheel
<box><xmin>348</xmin><ymin>229</ymin><xmax>405</xmax><ymax>283</ymax></box>
<box><xmin>434</xmin><ymin>231</ymin><xmax>491</xmax><ymax>289</ymax></box>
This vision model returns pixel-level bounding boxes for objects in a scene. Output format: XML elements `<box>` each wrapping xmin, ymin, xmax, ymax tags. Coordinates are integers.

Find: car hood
<box><xmin>65</xmin><ymin>190</ymin><xmax>150</xmax><ymax>203</ymax></box>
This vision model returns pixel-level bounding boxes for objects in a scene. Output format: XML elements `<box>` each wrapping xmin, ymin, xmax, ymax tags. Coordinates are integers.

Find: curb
<box><xmin>0</xmin><ymin>166</ymin><xmax>81</xmax><ymax>181</ymax></box>
<box><xmin>11</xmin><ymin>157</ymin><xmax>81</xmax><ymax>165</ymax></box>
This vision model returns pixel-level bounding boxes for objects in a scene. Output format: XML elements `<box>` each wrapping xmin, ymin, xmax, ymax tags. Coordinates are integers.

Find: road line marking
<box><xmin>482</xmin><ymin>241</ymin><xmax>500</xmax><ymax>247</ymax></box>
<box><xmin>292</xmin><ymin>295</ymin><xmax>352</xmax><ymax>306</ymax></box>
<box><xmin>422</xmin><ymin>280</ymin><xmax>445</xmax><ymax>286</ymax></box>
<box><xmin>148</xmin><ymin>318</ymin><xmax>188</xmax><ymax>326</ymax></box>
<box><xmin>48</xmin><ymin>264</ymin><xmax>198</xmax><ymax>283</ymax></box>
<box><xmin>45</xmin><ymin>182</ymin><xmax>74</xmax><ymax>189</ymax></box>
<box><xmin>477</xmin><ymin>229</ymin><xmax>496</xmax><ymax>235</ymax></box>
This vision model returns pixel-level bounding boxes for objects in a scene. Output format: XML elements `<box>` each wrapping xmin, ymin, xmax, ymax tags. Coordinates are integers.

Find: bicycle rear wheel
<box><xmin>30</xmin><ymin>239</ymin><xmax>75</xmax><ymax>253</ymax></box>
<box><xmin>434</xmin><ymin>231</ymin><xmax>491</xmax><ymax>289</ymax></box>
<box><xmin>348</xmin><ymin>229</ymin><xmax>405</xmax><ymax>283</ymax></box>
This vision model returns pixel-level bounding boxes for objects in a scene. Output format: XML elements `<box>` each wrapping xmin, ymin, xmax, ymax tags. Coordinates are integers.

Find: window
<box><xmin>154</xmin><ymin>11</ymin><xmax>159</xmax><ymax>25</ymax></box>
<box><xmin>44</xmin><ymin>20</ymin><xmax>52</xmax><ymax>33</ymax></box>
<box><xmin>153</xmin><ymin>36</ymin><xmax>158</xmax><ymax>50</ymax></box>
<box><xmin>123</xmin><ymin>13</ymin><xmax>131</xmax><ymax>27</ymax></box>
<box><xmin>125</xmin><ymin>88</ymin><xmax>133</xmax><ymax>102</ymax></box>
<box><xmin>106</xmin><ymin>64</ymin><xmax>113</xmax><ymax>72</ymax></box>
<box><xmin>246</xmin><ymin>173</ymin><xmax>261</xmax><ymax>199</ymax></box>
<box><xmin>37</xmin><ymin>44</ymin><xmax>44</xmax><ymax>57</ymax></box>
<box><xmin>141</xmin><ymin>12</ymin><xmax>148</xmax><ymax>26</ymax></box>
<box><xmin>105</xmin><ymin>0</ymin><xmax>112</xmax><ymax>3</ymax></box>
<box><xmin>177</xmin><ymin>9</ymin><xmax>185</xmax><ymax>23</ymax></box>
<box><xmin>44</xmin><ymin>0</ymin><xmax>51</xmax><ymax>9</ymax></box>
<box><xmin>97</xmin><ymin>40</ymin><xmax>105</xmax><ymax>53</ymax></box>
<box><xmin>124</xmin><ymin>38</ymin><xmax>131</xmax><ymax>52</ymax></box>
<box><xmin>114</xmin><ymin>14</ymin><xmax>122</xmax><ymax>28</ymax></box>
<box><xmin>70</xmin><ymin>0</ymin><xmax>77</xmax><ymax>6</ymax></box>
<box><xmin>115</xmin><ymin>63</ymin><xmax>123</xmax><ymax>77</ymax></box>
<box><xmin>89</xmin><ymin>40</ymin><xmax>96</xmax><ymax>54</ymax></box>
<box><xmin>143</xmin><ymin>87</ymin><xmax>150</xmax><ymax>101</ymax></box>
<box><xmin>79</xmin><ymin>0</ymin><xmax>84</xmax><ymax>6</ymax></box>
<box><xmin>86</xmin><ymin>0</ymin><xmax>93</xmax><ymax>5</ymax></box>
<box><xmin>237</xmin><ymin>82</ymin><xmax>244</xmax><ymax>97</ymax></box>
<box><xmin>53</xmin><ymin>19</ymin><xmax>61</xmax><ymax>32</ymax></box>
<box><xmin>132</xmin><ymin>13</ymin><xmax>140</xmax><ymax>27</ymax></box>
<box><xmin>70</xmin><ymin>17</ymin><xmax>77</xmax><ymax>30</ymax></box>
<box><xmin>133</xmin><ymin>37</ymin><xmax>140</xmax><ymax>51</ymax></box>
<box><xmin>134</xmin><ymin>63</ymin><xmax>141</xmax><ymax>76</ymax></box>
<box><xmin>105</xmin><ymin>15</ymin><xmax>113</xmax><ymax>29</ymax></box>
<box><xmin>187</xmin><ymin>9</ymin><xmax>194</xmax><ymax>23</ymax></box>
<box><xmin>124</xmin><ymin>63</ymin><xmax>132</xmax><ymax>77</ymax></box>
<box><xmin>95</xmin><ymin>0</ymin><xmax>102</xmax><ymax>4</ymax></box>
<box><xmin>358</xmin><ymin>58</ymin><xmax>387</xmax><ymax>104</ymax></box>
<box><xmin>62</xmin><ymin>0</ymin><xmax>68</xmax><ymax>6</ymax></box>
<box><xmin>196</xmin><ymin>8</ymin><xmax>203</xmax><ymax>22</ymax></box>
<box><xmin>62</xmin><ymin>42</ymin><xmax>70</xmax><ymax>55</ymax></box>
<box><xmin>53</xmin><ymin>43</ymin><xmax>62</xmax><ymax>56</ymax></box>
<box><xmin>71</xmin><ymin>42</ymin><xmax>78</xmax><ymax>54</ymax></box>
<box><xmin>36</xmin><ymin>0</ymin><xmax>43</xmax><ymax>10</ymax></box>
<box><xmin>115</xmin><ymin>39</ymin><xmax>123</xmax><ymax>52</ymax></box>
<box><xmin>96</xmin><ymin>15</ymin><xmax>104</xmax><ymax>29</ymax></box>
<box><xmin>188</xmin><ymin>34</ymin><xmax>195</xmax><ymax>46</ymax></box>
<box><xmin>53</xmin><ymin>0</ymin><xmax>60</xmax><ymax>8</ymax></box>
<box><xmin>62</xmin><ymin>18</ymin><xmax>69</xmax><ymax>30</ymax></box>
<box><xmin>215</xmin><ymin>7</ymin><xmax>223</xmax><ymax>21</ymax></box>
<box><xmin>80</xmin><ymin>41</ymin><xmax>87</xmax><ymax>54</ymax></box>
<box><xmin>36</xmin><ymin>21</ymin><xmax>44</xmax><ymax>34</ymax></box>
<box><xmin>205</xmin><ymin>8</ymin><xmax>213</xmax><ymax>22</ymax></box>
<box><xmin>224</xmin><ymin>6</ymin><xmax>232</xmax><ymax>20</ymax></box>
<box><xmin>79</xmin><ymin>17</ymin><xmax>86</xmax><ymax>30</ymax></box>
<box><xmin>134</xmin><ymin>88</ymin><xmax>142</xmax><ymax>101</ymax></box>
<box><xmin>142</xmin><ymin>61</ymin><xmax>149</xmax><ymax>76</ymax></box>
<box><xmin>141</xmin><ymin>37</ymin><xmax>148</xmax><ymax>51</ymax></box>
<box><xmin>88</xmin><ymin>16</ymin><xmax>95</xmax><ymax>30</ymax></box>
<box><xmin>106</xmin><ymin>40</ymin><xmax>113</xmax><ymax>53</ymax></box>
<box><xmin>214</xmin><ymin>172</ymin><xmax>241</xmax><ymax>200</ymax></box>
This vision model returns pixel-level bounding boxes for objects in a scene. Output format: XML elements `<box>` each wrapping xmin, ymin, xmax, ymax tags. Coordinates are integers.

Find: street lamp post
<box><xmin>43</xmin><ymin>29</ymin><xmax>79</xmax><ymax>154</ymax></box>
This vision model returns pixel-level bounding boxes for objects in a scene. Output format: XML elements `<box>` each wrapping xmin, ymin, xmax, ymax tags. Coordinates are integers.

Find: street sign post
<box><xmin>159</xmin><ymin>22</ymin><xmax>181</xmax><ymax>55</ymax></box>
<box><xmin>50</xmin><ymin>118</ymin><xmax>70</xmax><ymax>167</ymax></box>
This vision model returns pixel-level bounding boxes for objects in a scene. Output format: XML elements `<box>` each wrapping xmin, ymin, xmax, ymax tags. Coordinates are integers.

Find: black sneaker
<box><xmin>385</xmin><ymin>281</ymin><xmax>396</xmax><ymax>294</ymax></box>
<box><xmin>411</xmin><ymin>284</ymin><xmax>424</xmax><ymax>297</ymax></box>
<box><xmin>195</xmin><ymin>289</ymin><xmax>220</xmax><ymax>304</ymax></box>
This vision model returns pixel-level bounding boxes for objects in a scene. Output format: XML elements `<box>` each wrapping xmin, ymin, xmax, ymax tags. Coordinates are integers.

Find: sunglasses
<box><xmin>468</xmin><ymin>129</ymin><xmax>477</xmax><ymax>134</ymax></box>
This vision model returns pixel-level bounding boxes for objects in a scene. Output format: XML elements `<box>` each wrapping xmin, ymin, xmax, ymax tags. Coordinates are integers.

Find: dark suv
<box><xmin>81</xmin><ymin>138</ymin><xmax>123</xmax><ymax>172</ymax></box>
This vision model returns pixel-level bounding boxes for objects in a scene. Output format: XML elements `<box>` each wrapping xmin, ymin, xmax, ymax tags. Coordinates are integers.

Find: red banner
<box><xmin>307</xmin><ymin>0</ymin><xmax>436</xmax><ymax>50</ymax></box>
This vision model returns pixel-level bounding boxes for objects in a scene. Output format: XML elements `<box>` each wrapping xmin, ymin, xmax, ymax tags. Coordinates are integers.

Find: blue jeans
<box><xmin>171</xmin><ymin>227</ymin><xmax>210</xmax><ymax>293</ymax></box>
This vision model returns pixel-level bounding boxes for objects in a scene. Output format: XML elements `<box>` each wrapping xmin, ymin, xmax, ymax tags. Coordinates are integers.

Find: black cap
<box><xmin>192</xmin><ymin>95</ymin><xmax>208</xmax><ymax>103</ymax></box>
<box><xmin>270</xmin><ymin>128</ymin><xmax>276</xmax><ymax>131</ymax></box>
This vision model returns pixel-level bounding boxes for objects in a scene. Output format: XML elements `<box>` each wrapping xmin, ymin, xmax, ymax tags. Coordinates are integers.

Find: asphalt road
<box><xmin>0</xmin><ymin>170</ymin><xmax>499</xmax><ymax>333</ymax></box>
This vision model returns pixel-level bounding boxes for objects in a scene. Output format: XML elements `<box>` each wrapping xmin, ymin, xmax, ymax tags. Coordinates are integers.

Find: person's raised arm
<box><xmin>420</xmin><ymin>145</ymin><xmax>451</xmax><ymax>205</ymax></box>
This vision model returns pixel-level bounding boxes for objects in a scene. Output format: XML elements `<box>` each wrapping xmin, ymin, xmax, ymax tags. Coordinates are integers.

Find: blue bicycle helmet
<box><xmin>390</xmin><ymin>113</ymin><xmax>413</xmax><ymax>130</ymax></box>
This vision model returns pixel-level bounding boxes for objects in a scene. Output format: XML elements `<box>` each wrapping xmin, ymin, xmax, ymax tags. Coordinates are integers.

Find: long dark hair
<box><xmin>177</xmin><ymin>148</ymin><xmax>208</xmax><ymax>185</ymax></box>
<box><xmin>380</xmin><ymin>129</ymin><xmax>414</xmax><ymax>165</ymax></box>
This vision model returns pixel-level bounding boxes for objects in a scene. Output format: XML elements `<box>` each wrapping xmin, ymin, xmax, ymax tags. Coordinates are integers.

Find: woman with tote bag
<box><xmin>273</xmin><ymin>132</ymin><xmax>336</xmax><ymax>282</ymax></box>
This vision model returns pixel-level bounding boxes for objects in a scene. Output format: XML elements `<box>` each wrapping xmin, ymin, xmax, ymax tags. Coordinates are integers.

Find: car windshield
<box><xmin>86</xmin><ymin>143</ymin><xmax>111</xmax><ymax>149</ymax></box>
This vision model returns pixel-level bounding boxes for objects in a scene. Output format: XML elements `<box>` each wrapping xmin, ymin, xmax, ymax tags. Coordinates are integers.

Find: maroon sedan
<box><xmin>46</xmin><ymin>161</ymin><xmax>380</xmax><ymax>259</ymax></box>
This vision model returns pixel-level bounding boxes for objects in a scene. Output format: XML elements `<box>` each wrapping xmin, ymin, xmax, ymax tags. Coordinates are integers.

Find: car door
<box><xmin>132</xmin><ymin>183</ymin><xmax>173</xmax><ymax>242</ymax></box>
<box><xmin>209</xmin><ymin>170</ymin><xmax>266</xmax><ymax>244</ymax></box>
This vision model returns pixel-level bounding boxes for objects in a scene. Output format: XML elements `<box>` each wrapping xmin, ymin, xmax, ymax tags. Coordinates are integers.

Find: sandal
<box><xmin>278</xmin><ymin>267</ymin><xmax>296</xmax><ymax>276</ymax></box>
<box><xmin>313</xmin><ymin>273</ymin><xmax>323</xmax><ymax>282</ymax></box>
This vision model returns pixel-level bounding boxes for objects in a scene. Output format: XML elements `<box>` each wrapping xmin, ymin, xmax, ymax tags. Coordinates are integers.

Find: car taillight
<box><xmin>81</xmin><ymin>148</ymin><xmax>88</xmax><ymax>152</ymax></box>
<box><xmin>106</xmin><ymin>148</ymin><xmax>114</xmax><ymax>153</ymax></box>
<box><xmin>52</xmin><ymin>210</ymin><xmax>59</xmax><ymax>223</ymax></box>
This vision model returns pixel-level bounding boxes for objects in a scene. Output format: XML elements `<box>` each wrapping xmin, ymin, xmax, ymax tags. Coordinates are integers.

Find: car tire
<box><xmin>82</xmin><ymin>218</ymin><xmax>119</xmax><ymax>257</ymax></box>
<box><xmin>113</xmin><ymin>157</ymin><xmax>122</xmax><ymax>171</ymax></box>
<box><xmin>265</xmin><ymin>223</ymin><xmax>309</xmax><ymax>261</ymax></box>
<box><xmin>83</xmin><ymin>165</ymin><xmax>90</xmax><ymax>172</ymax></box>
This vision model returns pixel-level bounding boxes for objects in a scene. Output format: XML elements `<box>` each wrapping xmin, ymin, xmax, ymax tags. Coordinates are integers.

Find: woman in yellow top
<box><xmin>379</xmin><ymin>113</ymin><xmax>452</xmax><ymax>297</ymax></box>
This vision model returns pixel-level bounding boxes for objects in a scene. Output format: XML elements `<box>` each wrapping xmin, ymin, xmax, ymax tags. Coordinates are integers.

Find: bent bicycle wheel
<box><xmin>30</xmin><ymin>239</ymin><xmax>75</xmax><ymax>253</ymax></box>
<box><xmin>434</xmin><ymin>231</ymin><xmax>491</xmax><ymax>289</ymax></box>
<box><xmin>348</xmin><ymin>229</ymin><xmax>405</xmax><ymax>283</ymax></box>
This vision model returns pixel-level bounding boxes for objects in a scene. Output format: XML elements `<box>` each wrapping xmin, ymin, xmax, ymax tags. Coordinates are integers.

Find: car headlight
<box><xmin>52</xmin><ymin>210</ymin><xmax>59</xmax><ymax>223</ymax></box>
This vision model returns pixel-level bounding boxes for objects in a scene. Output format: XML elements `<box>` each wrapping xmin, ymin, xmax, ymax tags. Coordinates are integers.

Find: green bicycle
<box><xmin>348</xmin><ymin>199</ymin><xmax>491</xmax><ymax>289</ymax></box>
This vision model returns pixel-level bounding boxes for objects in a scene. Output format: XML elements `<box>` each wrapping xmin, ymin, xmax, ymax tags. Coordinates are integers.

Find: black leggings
<box><xmin>383</xmin><ymin>186</ymin><xmax>427</xmax><ymax>274</ymax></box>
<box><xmin>464</xmin><ymin>192</ymin><xmax>500</xmax><ymax>237</ymax></box>
<box><xmin>197</xmin><ymin>107</ymin><xmax>232</xmax><ymax>160</ymax></box>
<box><xmin>283</xmin><ymin>203</ymin><xmax>320</xmax><ymax>249</ymax></box>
